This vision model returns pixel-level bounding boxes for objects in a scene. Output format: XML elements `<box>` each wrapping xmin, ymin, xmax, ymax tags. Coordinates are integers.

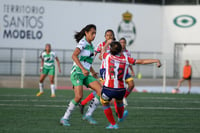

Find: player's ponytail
<box><xmin>74</xmin><ymin>24</ymin><xmax>96</xmax><ymax>43</ymax></box>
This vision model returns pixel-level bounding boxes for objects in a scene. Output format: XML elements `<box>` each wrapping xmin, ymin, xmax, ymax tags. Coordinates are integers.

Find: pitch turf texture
<box><xmin>0</xmin><ymin>88</ymin><xmax>200</xmax><ymax>133</ymax></box>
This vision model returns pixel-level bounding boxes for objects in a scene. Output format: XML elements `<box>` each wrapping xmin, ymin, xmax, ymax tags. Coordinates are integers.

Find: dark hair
<box><xmin>44</xmin><ymin>43</ymin><xmax>51</xmax><ymax>51</ymax></box>
<box><xmin>105</xmin><ymin>29</ymin><xmax>116</xmax><ymax>41</ymax></box>
<box><xmin>119</xmin><ymin>37</ymin><xmax>126</xmax><ymax>43</ymax></box>
<box><xmin>110</xmin><ymin>41</ymin><xmax>122</xmax><ymax>55</ymax></box>
<box><xmin>74</xmin><ymin>24</ymin><xmax>96</xmax><ymax>43</ymax></box>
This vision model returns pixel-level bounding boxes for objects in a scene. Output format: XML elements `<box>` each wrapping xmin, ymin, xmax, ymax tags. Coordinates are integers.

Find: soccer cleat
<box><xmin>118</xmin><ymin>110</ymin><xmax>128</xmax><ymax>122</ymax></box>
<box><xmin>36</xmin><ymin>92</ymin><xmax>44</xmax><ymax>97</ymax></box>
<box><xmin>60</xmin><ymin>117</ymin><xmax>70</xmax><ymax>126</ymax></box>
<box><xmin>82</xmin><ymin>115</ymin><xmax>97</xmax><ymax>125</ymax></box>
<box><xmin>79</xmin><ymin>103</ymin><xmax>85</xmax><ymax>114</ymax></box>
<box><xmin>51</xmin><ymin>94</ymin><xmax>56</xmax><ymax>98</ymax></box>
<box><xmin>106</xmin><ymin>124</ymin><xmax>119</xmax><ymax>129</ymax></box>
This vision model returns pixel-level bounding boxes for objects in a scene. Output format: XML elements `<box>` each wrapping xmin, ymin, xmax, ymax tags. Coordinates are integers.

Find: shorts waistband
<box><xmin>103</xmin><ymin>86</ymin><xmax>126</xmax><ymax>91</ymax></box>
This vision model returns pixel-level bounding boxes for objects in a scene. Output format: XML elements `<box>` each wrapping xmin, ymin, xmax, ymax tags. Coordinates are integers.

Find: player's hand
<box><xmin>40</xmin><ymin>67</ymin><xmax>43</xmax><ymax>72</ymax></box>
<box><xmin>82</xmin><ymin>69</ymin><xmax>89</xmax><ymax>76</ymax></box>
<box><xmin>131</xmin><ymin>72</ymin><xmax>135</xmax><ymax>77</ymax></box>
<box><xmin>59</xmin><ymin>68</ymin><xmax>61</xmax><ymax>73</ymax></box>
<box><xmin>157</xmin><ymin>60</ymin><xmax>162</xmax><ymax>68</ymax></box>
<box><xmin>106</xmin><ymin>39</ymin><xmax>112</xmax><ymax>45</ymax></box>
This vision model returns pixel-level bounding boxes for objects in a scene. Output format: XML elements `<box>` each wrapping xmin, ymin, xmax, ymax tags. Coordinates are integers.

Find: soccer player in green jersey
<box><xmin>60</xmin><ymin>24</ymin><xmax>102</xmax><ymax>126</ymax></box>
<box><xmin>36</xmin><ymin>44</ymin><xmax>61</xmax><ymax>97</ymax></box>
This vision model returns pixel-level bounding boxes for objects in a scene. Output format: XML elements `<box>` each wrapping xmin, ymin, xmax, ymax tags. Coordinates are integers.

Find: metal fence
<box><xmin>0</xmin><ymin>47</ymin><xmax>163</xmax><ymax>78</ymax></box>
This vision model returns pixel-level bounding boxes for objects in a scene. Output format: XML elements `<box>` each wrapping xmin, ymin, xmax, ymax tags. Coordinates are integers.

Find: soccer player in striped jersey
<box><xmin>101</xmin><ymin>40</ymin><xmax>161</xmax><ymax>129</ymax></box>
<box><xmin>36</xmin><ymin>44</ymin><xmax>61</xmax><ymax>97</ymax></box>
<box><xmin>113</xmin><ymin>37</ymin><xmax>135</xmax><ymax>116</ymax></box>
<box><xmin>60</xmin><ymin>24</ymin><xmax>102</xmax><ymax>126</ymax></box>
<box><xmin>79</xmin><ymin>29</ymin><xmax>115</xmax><ymax>114</ymax></box>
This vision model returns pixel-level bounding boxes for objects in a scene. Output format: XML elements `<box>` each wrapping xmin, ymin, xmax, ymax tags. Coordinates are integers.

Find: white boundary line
<box><xmin>0</xmin><ymin>103</ymin><xmax>200</xmax><ymax>110</ymax></box>
<box><xmin>1</xmin><ymin>99</ymin><xmax>200</xmax><ymax>104</ymax></box>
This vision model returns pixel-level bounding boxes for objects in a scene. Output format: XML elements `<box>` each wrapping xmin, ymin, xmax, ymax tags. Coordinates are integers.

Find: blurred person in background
<box><xmin>175</xmin><ymin>60</ymin><xmax>192</xmax><ymax>94</ymax></box>
<box><xmin>36</xmin><ymin>44</ymin><xmax>61</xmax><ymax>97</ymax></box>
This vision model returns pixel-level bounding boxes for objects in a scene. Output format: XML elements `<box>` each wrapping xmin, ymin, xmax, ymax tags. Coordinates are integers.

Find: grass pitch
<box><xmin>0</xmin><ymin>88</ymin><xmax>200</xmax><ymax>133</ymax></box>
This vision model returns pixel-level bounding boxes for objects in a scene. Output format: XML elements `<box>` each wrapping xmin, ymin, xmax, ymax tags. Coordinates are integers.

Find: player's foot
<box><xmin>36</xmin><ymin>92</ymin><xmax>44</xmax><ymax>97</ymax></box>
<box><xmin>118</xmin><ymin>110</ymin><xmax>128</xmax><ymax>122</ymax></box>
<box><xmin>51</xmin><ymin>94</ymin><xmax>56</xmax><ymax>98</ymax></box>
<box><xmin>187</xmin><ymin>91</ymin><xmax>190</xmax><ymax>94</ymax></box>
<box><xmin>79</xmin><ymin>103</ymin><xmax>85</xmax><ymax>114</ymax></box>
<box><xmin>106</xmin><ymin>124</ymin><xmax>119</xmax><ymax>129</ymax></box>
<box><xmin>60</xmin><ymin>117</ymin><xmax>70</xmax><ymax>126</ymax></box>
<box><xmin>82</xmin><ymin>115</ymin><xmax>97</xmax><ymax>125</ymax></box>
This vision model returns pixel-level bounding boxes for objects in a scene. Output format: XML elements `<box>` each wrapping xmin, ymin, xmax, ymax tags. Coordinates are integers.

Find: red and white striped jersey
<box><xmin>95</xmin><ymin>41</ymin><xmax>110</xmax><ymax>69</ymax></box>
<box><xmin>103</xmin><ymin>52</ymin><xmax>136</xmax><ymax>88</ymax></box>
<box><xmin>122</xmin><ymin>49</ymin><xmax>132</xmax><ymax>73</ymax></box>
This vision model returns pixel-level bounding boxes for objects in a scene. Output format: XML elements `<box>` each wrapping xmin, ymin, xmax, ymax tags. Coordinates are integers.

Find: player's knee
<box><xmin>115</xmin><ymin>99</ymin><xmax>123</xmax><ymax>104</ymax></box>
<box><xmin>127</xmin><ymin>81</ymin><xmax>134</xmax><ymax>89</ymax></box>
<box><xmin>75</xmin><ymin>96</ymin><xmax>82</xmax><ymax>102</ymax></box>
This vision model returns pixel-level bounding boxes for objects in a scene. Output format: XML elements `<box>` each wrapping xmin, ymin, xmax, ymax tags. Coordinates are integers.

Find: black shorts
<box><xmin>101</xmin><ymin>86</ymin><xmax>126</xmax><ymax>101</ymax></box>
<box><xmin>183</xmin><ymin>76</ymin><xmax>191</xmax><ymax>80</ymax></box>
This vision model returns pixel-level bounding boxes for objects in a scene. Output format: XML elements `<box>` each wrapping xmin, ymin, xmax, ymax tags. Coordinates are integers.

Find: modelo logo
<box><xmin>173</xmin><ymin>15</ymin><xmax>196</xmax><ymax>28</ymax></box>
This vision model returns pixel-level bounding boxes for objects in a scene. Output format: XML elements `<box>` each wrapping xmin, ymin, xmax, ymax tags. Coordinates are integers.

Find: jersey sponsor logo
<box><xmin>173</xmin><ymin>15</ymin><xmax>196</xmax><ymax>28</ymax></box>
<box><xmin>117</xmin><ymin>11</ymin><xmax>136</xmax><ymax>46</ymax></box>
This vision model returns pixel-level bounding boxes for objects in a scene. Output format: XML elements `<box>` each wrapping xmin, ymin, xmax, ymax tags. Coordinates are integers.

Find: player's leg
<box><xmin>79</xmin><ymin>91</ymin><xmax>96</xmax><ymax>114</ymax></box>
<box><xmin>36</xmin><ymin>68</ymin><xmax>48</xmax><ymax>96</ymax></box>
<box><xmin>79</xmin><ymin>68</ymin><xmax>105</xmax><ymax>114</ymax></box>
<box><xmin>60</xmin><ymin>72</ymin><xmax>84</xmax><ymax>126</ymax></box>
<box><xmin>61</xmin><ymin>85</ymin><xmax>83</xmax><ymax>126</ymax></box>
<box><xmin>101</xmin><ymin>86</ymin><xmax>118</xmax><ymax>129</ymax></box>
<box><xmin>48</xmin><ymin>68</ymin><xmax>56</xmax><ymax>97</ymax></box>
<box><xmin>114</xmin><ymin>88</ymin><xmax>127</xmax><ymax>122</ymax></box>
<box><xmin>114</xmin><ymin>74</ymin><xmax>134</xmax><ymax>114</ymax></box>
<box><xmin>177</xmin><ymin>78</ymin><xmax>185</xmax><ymax>89</ymax></box>
<box><xmin>188</xmin><ymin>79</ymin><xmax>191</xmax><ymax>94</ymax></box>
<box><xmin>82</xmin><ymin>76</ymin><xmax>101</xmax><ymax>124</ymax></box>
<box><xmin>81</xmin><ymin>91</ymin><xmax>96</xmax><ymax>105</ymax></box>
<box><xmin>124</xmin><ymin>77</ymin><xmax>135</xmax><ymax>98</ymax></box>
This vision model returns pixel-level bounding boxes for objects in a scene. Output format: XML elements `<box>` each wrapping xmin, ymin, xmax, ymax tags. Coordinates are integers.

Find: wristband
<box><xmin>40</xmin><ymin>67</ymin><xmax>43</xmax><ymax>69</ymax></box>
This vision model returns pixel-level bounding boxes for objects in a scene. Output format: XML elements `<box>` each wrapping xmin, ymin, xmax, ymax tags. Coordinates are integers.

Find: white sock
<box><xmin>51</xmin><ymin>84</ymin><xmax>55</xmax><ymax>95</ymax></box>
<box><xmin>63</xmin><ymin>100</ymin><xmax>76</xmax><ymax>120</ymax></box>
<box><xmin>39</xmin><ymin>83</ymin><xmax>43</xmax><ymax>92</ymax></box>
<box><xmin>85</xmin><ymin>97</ymin><xmax>100</xmax><ymax>116</ymax></box>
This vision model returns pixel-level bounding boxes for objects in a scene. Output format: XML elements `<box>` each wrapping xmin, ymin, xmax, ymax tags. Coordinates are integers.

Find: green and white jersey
<box><xmin>72</xmin><ymin>38</ymin><xmax>95</xmax><ymax>72</ymax></box>
<box><xmin>40</xmin><ymin>51</ymin><xmax>57</xmax><ymax>69</ymax></box>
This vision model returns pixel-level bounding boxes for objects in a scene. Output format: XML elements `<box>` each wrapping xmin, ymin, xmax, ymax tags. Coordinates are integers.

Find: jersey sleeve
<box><xmin>95</xmin><ymin>43</ymin><xmax>102</xmax><ymax>53</ymax></box>
<box><xmin>76</xmin><ymin>39</ymin><xmax>86</xmax><ymax>51</ymax></box>
<box><xmin>39</xmin><ymin>51</ymin><xmax>44</xmax><ymax>59</ymax></box>
<box><xmin>128</xmin><ymin>57</ymin><xmax>136</xmax><ymax>65</ymax></box>
<box><xmin>52</xmin><ymin>51</ymin><xmax>57</xmax><ymax>58</ymax></box>
<box><xmin>127</xmin><ymin>51</ymin><xmax>131</xmax><ymax>57</ymax></box>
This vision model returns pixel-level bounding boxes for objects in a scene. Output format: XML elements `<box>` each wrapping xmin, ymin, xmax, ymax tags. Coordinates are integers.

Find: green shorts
<box><xmin>71</xmin><ymin>70</ymin><xmax>97</xmax><ymax>87</ymax></box>
<box><xmin>42</xmin><ymin>67</ymin><xmax>55</xmax><ymax>75</ymax></box>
